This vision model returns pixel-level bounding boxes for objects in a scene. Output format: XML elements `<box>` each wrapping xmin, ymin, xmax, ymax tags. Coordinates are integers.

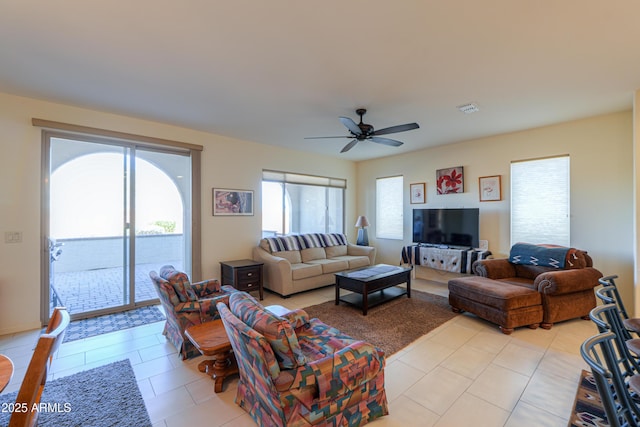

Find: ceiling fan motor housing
<box><xmin>355</xmin><ymin>108</ymin><xmax>374</xmax><ymax>138</ymax></box>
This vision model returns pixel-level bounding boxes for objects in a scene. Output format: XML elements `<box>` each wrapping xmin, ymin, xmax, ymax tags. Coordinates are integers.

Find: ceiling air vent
<box><xmin>457</xmin><ymin>103</ymin><xmax>479</xmax><ymax>114</ymax></box>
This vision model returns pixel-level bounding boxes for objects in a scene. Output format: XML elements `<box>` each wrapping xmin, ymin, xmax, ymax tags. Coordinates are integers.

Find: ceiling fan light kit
<box><xmin>306</xmin><ymin>108</ymin><xmax>420</xmax><ymax>153</ymax></box>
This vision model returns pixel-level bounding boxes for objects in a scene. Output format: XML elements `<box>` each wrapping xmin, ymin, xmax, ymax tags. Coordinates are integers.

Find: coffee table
<box><xmin>185</xmin><ymin>319</ymin><xmax>238</xmax><ymax>393</ymax></box>
<box><xmin>335</xmin><ymin>264</ymin><xmax>412</xmax><ymax>315</ymax></box>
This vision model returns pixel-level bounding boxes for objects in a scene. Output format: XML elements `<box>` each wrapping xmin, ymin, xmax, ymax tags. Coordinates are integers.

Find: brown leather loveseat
<box><xmin>448</xmin><ymin>243</ymin><xmax>603</xmax><ymax>334</ymax></box>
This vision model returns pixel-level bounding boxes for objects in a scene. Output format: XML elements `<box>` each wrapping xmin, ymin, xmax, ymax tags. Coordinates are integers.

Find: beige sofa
<box><xmin>252</xmin><ymin>233</ymin><xmax>376</xmax><ymax>297</ymax></box>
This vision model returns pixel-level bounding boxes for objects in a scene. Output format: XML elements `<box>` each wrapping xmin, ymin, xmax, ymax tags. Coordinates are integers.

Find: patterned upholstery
<box><xmin>217</xmin><ymin>292</ymin><xmax>389</xmax><ymax>426</ymax></box>
<box><xmin>149</xmin><ymin>265</ymin><xmax>237</xmax><ymax>359</ymax></box>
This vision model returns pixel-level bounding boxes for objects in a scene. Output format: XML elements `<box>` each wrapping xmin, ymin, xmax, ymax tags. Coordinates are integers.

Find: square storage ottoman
<box><xmin>448</xmin><ymin>276</ymin><xmax>544</xmax><ymax>334</ymax></box>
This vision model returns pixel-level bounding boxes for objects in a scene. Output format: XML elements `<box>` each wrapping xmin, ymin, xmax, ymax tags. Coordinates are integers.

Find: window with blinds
<box><xmin>510</xmin><ymin>155</ymin><xmax>570</xmax><ymax>246</ymax></box>
<box><xmin>376</xmin><ymin>175</ymin><xmax>404</xmax><ymax>240</ymax></box>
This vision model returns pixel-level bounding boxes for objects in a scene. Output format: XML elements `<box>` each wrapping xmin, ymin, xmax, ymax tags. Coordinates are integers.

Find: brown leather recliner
<box><xmin>472</xmin><ymin>245</ymin><xmax>603</xmax><ymax>329</ymax></box>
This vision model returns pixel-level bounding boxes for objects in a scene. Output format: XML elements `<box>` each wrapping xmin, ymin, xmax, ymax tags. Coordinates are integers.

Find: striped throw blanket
<box><xmin>265</xmin><ymin>233</ymin><xmax>348</xmax><ymax>252</ymax></box>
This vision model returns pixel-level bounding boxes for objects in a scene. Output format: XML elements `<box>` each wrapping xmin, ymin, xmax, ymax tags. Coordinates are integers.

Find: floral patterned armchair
<box><xmin>216</xmin><ymin>291</ymin><xmax>388</xmax><ymax>427</ymax></box>
<box><xmin>150</xmin><ymin>265</ymin><xmax>236</xmax><ymax>359</ymax></box>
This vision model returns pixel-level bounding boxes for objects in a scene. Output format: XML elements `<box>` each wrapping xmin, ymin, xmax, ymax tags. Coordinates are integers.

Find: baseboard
<box><xmin>414</xmin><ymin>265</ymin><xmax>467</xmax><ymax>284</ymax></box>
<box><xmin>0</xmin><ymin>320</ymin><xmax>42</xmax><ymax>336</ymax></box>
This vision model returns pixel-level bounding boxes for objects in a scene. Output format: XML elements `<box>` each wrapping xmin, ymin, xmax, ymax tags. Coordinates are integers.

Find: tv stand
<box><xmin>403</xmin><ymin>245</ymin><xmax>490</xmax><ymax>274</ymax></box>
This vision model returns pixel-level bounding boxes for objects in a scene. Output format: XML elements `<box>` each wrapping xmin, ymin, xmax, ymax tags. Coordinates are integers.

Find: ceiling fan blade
<box><xmin>341</xmin><ymin>139</ymin><xmax>359</xmax><ymax>153</ymax></box>
<box><xmin>304</xmin><ymin>136</ymin><xmax>350</xmax><ymax>139</ymax></box>
<box><xmin>339</xmin><ymin>116</ymin><xmax>363</xmax><ymax>135</ymax></box>
<box><xmin>370</xmin><ymin>136</ymin><xmax>404</xmax><ymax>147</ymax></box>
<box><xmin>372</xmin><ymin>122</ymin><xmax>419</xmax><ymax>136</ymax></box>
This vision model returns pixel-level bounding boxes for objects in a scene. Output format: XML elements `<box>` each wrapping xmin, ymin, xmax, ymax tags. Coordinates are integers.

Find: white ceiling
<box><xmin>1</xmin><ymin>1</ymin><xmax>639</xmax><ymax>161</ymax></box>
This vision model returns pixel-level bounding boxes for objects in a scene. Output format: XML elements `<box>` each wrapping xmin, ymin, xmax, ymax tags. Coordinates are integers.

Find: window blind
<box><xmin>376</xmin><ymin>175</ymin><xmax>404</xmax><ymax>240</ymax></box>
<box><xmin>510</xmin><ymin>155</ymin><xmax>570</xmax><ymax>246</ymax></box>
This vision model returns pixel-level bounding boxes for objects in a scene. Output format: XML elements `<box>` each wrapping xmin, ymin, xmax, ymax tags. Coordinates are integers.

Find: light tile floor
<box><xmin>0</xmin><ymin>279</ymin><xmax>597</xmax><ymax>427</ymax></box>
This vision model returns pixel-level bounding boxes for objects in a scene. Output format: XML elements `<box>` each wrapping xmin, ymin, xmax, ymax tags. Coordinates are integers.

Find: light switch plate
<box><xmin>4</xmin><ymin>231</ymin><xmax>22</xmax><ymax>243</ymax></box>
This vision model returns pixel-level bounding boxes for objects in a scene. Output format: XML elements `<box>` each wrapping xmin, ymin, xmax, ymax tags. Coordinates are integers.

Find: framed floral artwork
<box><xmin>212</xmin><ymin>188</ymin><xmax>254</xmax><ymax>215</ymax></box>
<box><xmin>410</xmin><ymin>183</ymin><xmax>426</xmax><ymax>204</ymax></box>
<box><xmin>436</xmin><ymin>166</ymin><xmax>464</xmax><ymax>194</ymax></box>
<box><xmin>479</xmin><ymin>175</ymin><xmax>502</xmax><ymax>201</ymax></box>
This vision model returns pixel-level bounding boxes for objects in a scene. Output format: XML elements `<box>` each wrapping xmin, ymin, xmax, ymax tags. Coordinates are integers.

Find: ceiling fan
<box><xmin>305</xmin><ymin>108</ymin><xmax>420</xmax><ymax>153</ymax></box>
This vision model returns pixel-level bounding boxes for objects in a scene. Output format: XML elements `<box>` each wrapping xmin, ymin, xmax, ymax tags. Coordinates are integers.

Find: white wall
<box><xmin>357</xmin><ymin>111</ymin><xmax>635</xmax><ymax>310</ymax></box>
<box><xmin>0</xmin><ymin>92</ymin><xmax>356</xmax><ymax>334</ymax></box>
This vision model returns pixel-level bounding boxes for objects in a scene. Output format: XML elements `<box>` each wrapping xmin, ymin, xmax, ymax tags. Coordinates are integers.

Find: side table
<box><xmin>185</xmin><ymin>319</ymin><xmax>238</xmax><ymax>393</ymax></box>
<box><xmin>220</xmin><ymin>259</ymin><xmax>264</xmax><ymax>300</ymax></box>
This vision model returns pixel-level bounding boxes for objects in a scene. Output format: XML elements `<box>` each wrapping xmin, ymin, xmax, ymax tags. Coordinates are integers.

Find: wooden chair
<box><xmin>9</xmin><ymin>307</ymin><xmax>70</xmax><ymax>427</ymax></box>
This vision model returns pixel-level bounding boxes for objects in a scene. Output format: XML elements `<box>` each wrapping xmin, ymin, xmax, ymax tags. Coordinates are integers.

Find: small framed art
<box><xmin>410</xmin><ymin>183</ymin><xmax>426</xmax><ymax>204</ymax></box>
<box><xmin>212</xmin><ymin>188</ymin><xmax>254</xmax><ymax>215</ymax></box>
<box><xmin>479</xmin><ymin>175</ymin><xmax>501</xmax><ymax>202</ymax></box>
<box><xmin>436</xmin><ymin>166</ymin><xmax>464</xmax><ymax>194</ymax></box>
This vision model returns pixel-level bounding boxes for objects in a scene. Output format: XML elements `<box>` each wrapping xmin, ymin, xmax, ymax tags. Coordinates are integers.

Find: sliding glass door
<box><xmin>44</xmin><ymin>135</ymin><xmax>192</xmax><ymax>321</ymax></box>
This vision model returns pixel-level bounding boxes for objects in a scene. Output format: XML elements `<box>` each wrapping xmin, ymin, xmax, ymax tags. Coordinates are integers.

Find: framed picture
<box><xmin>436</xmin><ymin>166</ymin><xmax>464</xmax><ymax>194</ymax></box>
<box><xmin>212</xmin><ymin>188</ymin><xmax>254</xmax><ymax>215</ymax></box>
<box><xmin>410</xmin><ymin>183</ymin><xmax>426</xmax><ymax>204</ymax></box>
<box><xmin>479</xmin><ymin>175</ymin><xmax>502</xmax><ymax>201</ymax></box>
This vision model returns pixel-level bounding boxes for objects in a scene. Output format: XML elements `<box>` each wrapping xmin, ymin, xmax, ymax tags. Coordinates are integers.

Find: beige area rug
<box><xmin>302</xmin><ymin>289</ymin><xmax>458</xmax><ymax>355</ymax></box>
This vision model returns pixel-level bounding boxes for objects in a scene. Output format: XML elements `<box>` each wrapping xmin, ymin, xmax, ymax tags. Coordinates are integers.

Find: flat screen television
<box><xmin>412</xmin><ymin>208</ymin><xmax>479</xmax><ymax>248</ymax></box>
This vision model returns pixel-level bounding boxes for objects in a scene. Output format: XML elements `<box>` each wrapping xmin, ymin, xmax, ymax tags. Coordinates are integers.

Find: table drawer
<box><xmin>236</xmin><ymin>267</ymin><xmax>261</xmax><ymax>284</ymax></box>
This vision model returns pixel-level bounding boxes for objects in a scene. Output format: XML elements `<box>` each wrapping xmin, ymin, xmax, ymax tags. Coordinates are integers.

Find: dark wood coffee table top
<box><xmin>335</xmin><ymin>264</ymin><xmax>411</xmax><ymax>281</ymax></box>
<box><xmin>335</xmin><ymin>264</ymin><xmax>412</xmax><ymax>315</ymax></box>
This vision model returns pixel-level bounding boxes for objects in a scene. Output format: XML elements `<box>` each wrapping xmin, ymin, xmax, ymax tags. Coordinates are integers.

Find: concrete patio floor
<box><xmin>50</xmin><ymin>261</ymin><xmax>182</xmax><ymax>316</ymax></box>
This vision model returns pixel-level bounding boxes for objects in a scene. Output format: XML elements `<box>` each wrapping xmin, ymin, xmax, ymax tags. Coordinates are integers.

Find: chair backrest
<box><xmin>581</xmin><ymin>331</ymin><xmax>640</xmax><ymax>427</ymax></box>
<box><xmin>596</xmin><ymin>285</ymin><xmax>634</xmax><ymax>341</ymax></box>
<box><xmin>149</xmin><ymin>270</ymin><xmax>181</xmax><ymax>308</ymax></box>
<box><xmin>9</xmin><ymin>307</ymin><xmax>70</xmax><ymax>427</ymax></box>
<box><xmin>216</xmin><ymin>302</ymin><xmax>286</xmax><ymax>425</ymax></box>
<box><xmin>589</xmin><ymin>304</ymin><xmax>640</xmax><ymax>377</ymax></box>
<box><xmin>598</xmin><ymin>275</ymin><xmax>629</xmax><ymax>319</ymax></box>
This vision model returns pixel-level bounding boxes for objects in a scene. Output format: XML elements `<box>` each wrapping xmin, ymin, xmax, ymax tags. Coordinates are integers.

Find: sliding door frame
<box><xmin>37</xmin><ymin>120</ymin><xmax>202</xmax><ymax>325</ymax></box>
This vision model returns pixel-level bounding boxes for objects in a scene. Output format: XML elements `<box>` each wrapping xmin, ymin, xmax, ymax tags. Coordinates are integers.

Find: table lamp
<box><xmin>355</xmin><ymin>215</ymin><xmax>370</xmax><ymax>246</ymax></box>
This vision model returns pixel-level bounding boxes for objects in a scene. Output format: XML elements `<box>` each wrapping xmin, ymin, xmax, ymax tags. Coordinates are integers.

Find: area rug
<box><xmin>63</xmin><ymin>306</ymin><xmax>165</xmax><ymax>343</ymax></box>
<box><xmin>303</xmin><ymin>289</ymin><xmax>457</xmax><ymax>355</ymax></box>
<box><xmin>0</xmin><ymin>359</ymin><xmax>151</xmax><ymax>427</ymax></box>
<box><xmin>568</xmin><ymin>369</ymin><xmax>607</xmax><ymax>427</ymax></box>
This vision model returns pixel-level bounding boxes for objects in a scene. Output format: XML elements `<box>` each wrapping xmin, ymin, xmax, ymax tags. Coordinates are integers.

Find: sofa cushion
<box><xmin>296</xmin><ymin>318</ymin><xmax>358</xmax><ymax>362</ymax></box>
<box><xmin>230</xmin><ymin>292</ymin><xmax>306</xmax><ymax>369</ymax></box>
<box><xmin>276</xmin><ymin>250</ymin><xmax>302</xmax><ymax>265</ymax></box>
<box><xmin>325</xmin><ymin>245</ymin><xmax>347</xmax><ymax>258</ymax></box>
<box><xmin>307</xmin><ymin>258</ymin><xmax>349</xmax><ymax>274</ymax></box>
<box><xmin>448</xmin><ymin>276</ymin><xmax>542</xmax><ymax>310</ymax></box>
<box><xmin>514</xmin><ymin>264</ymin><xmax>553</xmax><ymax>281</ymax></box>
<box><xmin>301</xmin><ymin>247</ymin><xmax>327</xmax><ymax>262</ymax></box>
<box><xmin>159</xmin><ymin>266</ymin><xmax>197</xmax><ymax>302</ymax></box>
<box><xmin>291</xmin><ymin>263</ymin><xmax>323</xmax><ymax>280</ymax></box>
<box><xmin>345</xmin><ymin>255</ymin><xmax>371</xmax><ymax>269</ymax></box>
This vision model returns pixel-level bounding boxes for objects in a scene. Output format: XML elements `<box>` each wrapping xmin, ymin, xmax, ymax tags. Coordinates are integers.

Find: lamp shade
<box><xmin>355</xmin><ymin>216</ymin><xmax>370</xmax><ymax>228</ymax></box>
